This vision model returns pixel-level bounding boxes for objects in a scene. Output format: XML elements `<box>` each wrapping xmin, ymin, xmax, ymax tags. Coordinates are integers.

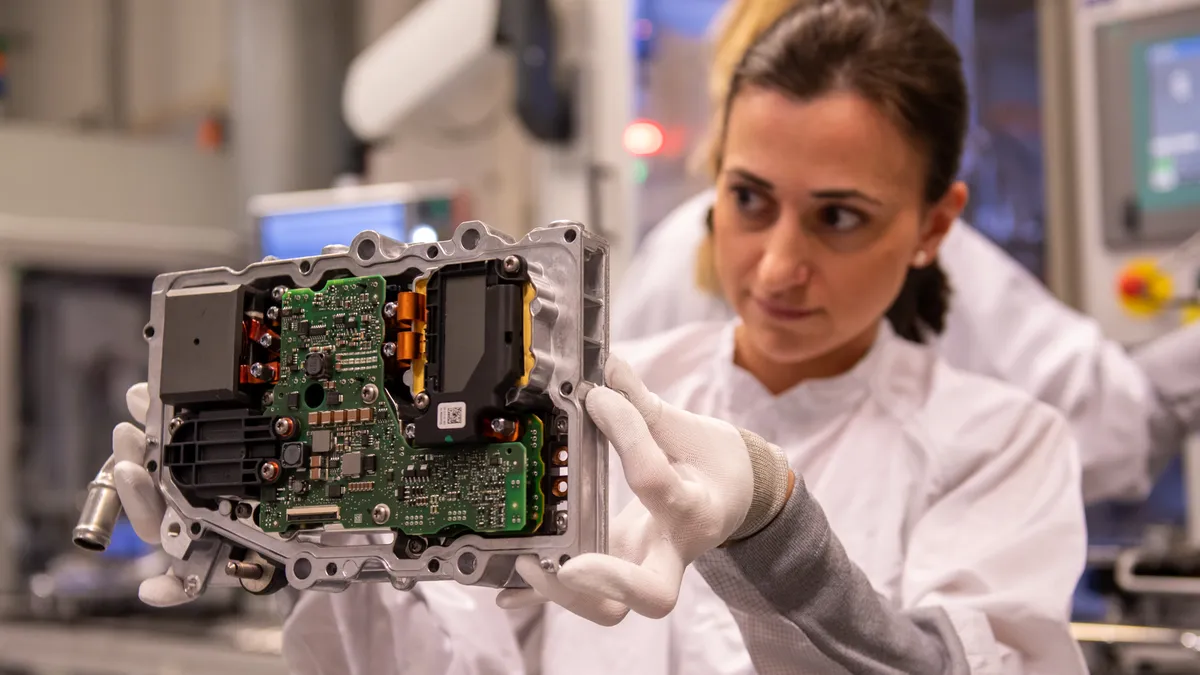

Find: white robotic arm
<box><xmin>343</xmin><ymin>0</ymin><xmax>572</xmax><ymax>144</ymax></box>
<box><xmin>344</xmin><ymin>0</ymin><xmax>503</xmax><ymax>141</ymax></box>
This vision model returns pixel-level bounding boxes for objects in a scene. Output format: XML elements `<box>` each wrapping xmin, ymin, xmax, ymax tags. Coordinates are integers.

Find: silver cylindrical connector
<box><xmin>72</xmin><ymin>456</ymin><xmax>122</xmax><ymax>552</ymax></box>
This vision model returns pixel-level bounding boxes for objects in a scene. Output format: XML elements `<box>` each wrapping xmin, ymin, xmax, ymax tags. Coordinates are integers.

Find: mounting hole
<box><xmin>559</xmin><ymin>555</ymin><xmax>571</xmax><ymax>566</ymax></box>
<box><xmin>427</xmin><ymin>559</ymin><xmax>441</xmax><ymax>573</ymax></box>
<box><xmin>193</xmin><ymin>338</ymin><xmax>201</xmax><ymax>346</ymax></box>
<box><xmin>294</xmin><ymin>558</ymin><xmax>312</xmax><ymax>580</ymax></box>
<box><xmin>167</xmin><ymin>523</ymin><xmax>182</xmax><ymax>538</ymax></box>
<box><xmin>189</xmin><ymin>522</ymin><xmax>202</xmax><ymax>536</ymax></box>
<box><xmin>299</xmin><ymin>260</ymin><xmax>312</xmax><ymax>275</ymax></box>
<box><xmin>304</xmin><ymin>383</ymin><xmax>326</xmax><ymax>409</ymax></box>
<box><xmin>234</xmin><ymin>501</ymin><xmax>254</xmax><ymax>520</ymax></box>
<box><xmin>460</xmin><ymin>228</ymin><xmax>480</xmax><ymax>251</ymax></box>
<box><xmin>357</xmin><ymin>239</ymin><xmax>377</xmax><ymax>261</ymax></box>
<box><xmin>560</xmin><ymin>382</ymin><xmax>574</xmax><ymax>396</ymax></box>
<box><xmin>145</xmin><ymin>460</ymin><xmax>158</xmax><ymax>473</ymax></box>
<box><xmin>325</xmin><ymin>562</ymin><xmax>338</xmax><ymax>576</ymax></box>
<box><xmin>143</xmin><ymin>325</ymin><xmax>155</xmax><ymax>339</ymax></box>
<box><xmin>457</xmin><ymin>553</ymin><xmax>477</xmax><ymax>575</ymax></box>
<box><xmin>506</xmin><ymin>448</ymin><xmax>513</xmax><ymax>455</ymax></box>
<box><xmin>426</xmin><ymin>245</ymin><xmax>439</xmax><ymax>258</ymax></box>
<box><xmin>564</xmin><ymin>229</ymin><xmax>578</xmax><ymax>243</ymax></box>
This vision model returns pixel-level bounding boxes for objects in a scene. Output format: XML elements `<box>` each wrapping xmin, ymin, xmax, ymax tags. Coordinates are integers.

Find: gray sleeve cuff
<box><xmin>696</xmin><ymin>484</ymin><xmax>969</xmax><ymax>674</ymax></box>
<box><xmin>727</xmin><ymin>429</ymin><xmax>790</xmax><ymax>541</ymax></box>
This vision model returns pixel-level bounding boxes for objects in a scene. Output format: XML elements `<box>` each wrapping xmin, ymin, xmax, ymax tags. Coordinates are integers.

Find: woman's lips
<box><xmin>753</xmin><ymin>297</ymin><xmax>820</xmax><ymax>321</ymax></box>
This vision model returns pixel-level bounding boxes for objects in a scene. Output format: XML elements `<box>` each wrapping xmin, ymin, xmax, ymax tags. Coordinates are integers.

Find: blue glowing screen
<box><xmin>260</xmin><ymin>203</ymin><xmax>407</xmax><ymax>260</ymax></box>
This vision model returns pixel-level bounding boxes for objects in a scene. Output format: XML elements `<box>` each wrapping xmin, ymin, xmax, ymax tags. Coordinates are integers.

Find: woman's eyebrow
<box><xmin>810</xmin><ymin>188</ymin><xmax>883</xmax><ymax>206</ymax></box>
<box><xmin>725</xmin><ymin>168</ymin><xmax>774</xmax><ymax>191</ymax></box>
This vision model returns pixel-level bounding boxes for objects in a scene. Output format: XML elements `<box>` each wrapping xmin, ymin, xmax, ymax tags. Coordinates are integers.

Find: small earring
<box><xmin>913</xmin><ymin>250</ymin><xmax>929</xmax><ymax>267</ymax></box>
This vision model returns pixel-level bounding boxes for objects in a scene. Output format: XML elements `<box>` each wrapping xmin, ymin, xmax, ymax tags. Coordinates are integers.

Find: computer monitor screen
<box><xmin>1139</xmin><ymin>32</ymin><xmax>1200</xmax><ymax>211</ymax></box>
<box><xmin>259</xmin><ymin>202</ymin><xmax>408</xmax><ymax>260</ymax></box>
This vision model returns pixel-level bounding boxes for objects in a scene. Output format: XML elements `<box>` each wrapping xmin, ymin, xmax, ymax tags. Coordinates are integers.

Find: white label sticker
<box><xmin>437</xmin><ymin>402</ymin><xmax>467</xmax><ymax>430</ymax></box>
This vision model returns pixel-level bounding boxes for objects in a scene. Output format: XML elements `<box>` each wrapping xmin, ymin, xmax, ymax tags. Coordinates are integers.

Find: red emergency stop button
<box><xmin>1119</xmin><ymin>273</ymin><xmax>1147</xmax><ymax>298</ymax></box>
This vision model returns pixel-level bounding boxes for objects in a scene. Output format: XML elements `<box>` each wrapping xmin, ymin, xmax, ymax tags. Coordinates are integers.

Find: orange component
<box><xmin>196</xmin><ymin>115</ymin><xmax>225</xmax><ymax>152</ymax></box>
<box><xmin>551</xmin><ymin>478</ymin><xmax>568</xmax><ymax>498</ymax></box>
<box><xmin>392</xmin><ymin>292</ymin><xmax>426</xmax><ymax>329</ymax></box>
<box><xmin>245</xmin><ymin>319</ymin><xmax>279</xmax><ymax>345</ymax></box>
<box><xmin>395</xmin><ymin>332</ymin><xmax>420</xmax><ymax>366</ymax></box>
<box><xmin>551</xmin><ymin>447</ymin><xmax>569</xmax><ymax>467</ymax></box>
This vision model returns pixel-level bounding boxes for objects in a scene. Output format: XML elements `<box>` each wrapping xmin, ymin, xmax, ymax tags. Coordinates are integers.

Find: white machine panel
<box><xmin>1074</xmin><ymin>0</ymin><xmax>1200</xmax><ymax>344</ymax></box>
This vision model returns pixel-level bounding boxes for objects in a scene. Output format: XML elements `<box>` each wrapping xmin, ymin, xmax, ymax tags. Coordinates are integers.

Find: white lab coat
<box><xmin>282</xmin><ymin>321</ymin><xmax>1087</xmax><ymax>675</ymax></box>
<box><xmin>614</xmin><ymin>190</ymin><xmax>1156</xmax><ymax>503</ymax></box>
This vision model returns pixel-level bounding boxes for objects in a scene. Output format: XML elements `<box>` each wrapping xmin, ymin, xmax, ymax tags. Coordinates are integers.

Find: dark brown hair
<box><xmin>715</xmin><ymin>0</ymin><xmax>967</xmax><ymax>343</ymax></box>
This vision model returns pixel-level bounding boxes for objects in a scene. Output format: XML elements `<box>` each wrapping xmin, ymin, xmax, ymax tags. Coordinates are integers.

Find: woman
<box><xmin>110</xmin><ymin>2</ymin><xmax>1085</xmax><ymax>673</ymax></box>
<box><xmin>613</xmin><ymin>0</ymin><xmax>1163</xmax><ymax>505</ymax></box>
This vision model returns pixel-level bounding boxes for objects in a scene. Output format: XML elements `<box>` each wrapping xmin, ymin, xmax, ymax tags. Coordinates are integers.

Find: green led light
<box><xmin>633</xmin><ymin>159</ymin><xmax>649</xmax><ymax>184</ymax></box>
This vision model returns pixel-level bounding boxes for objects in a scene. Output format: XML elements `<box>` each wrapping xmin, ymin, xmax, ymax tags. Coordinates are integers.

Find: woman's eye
<box><xmin>815</xmin><ymin>206</ymin><xmax>864</xmax><ymax>232</ymax></box>
<box><xmin>732</xmin><ymin>186</ymin><xmax>770</xmax><ymax>216</ymax></box>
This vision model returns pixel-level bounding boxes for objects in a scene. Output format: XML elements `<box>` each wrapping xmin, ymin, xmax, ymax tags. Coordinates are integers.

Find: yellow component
<box><xmin>412</xmin><ymin>278</ymin><xmax>428</xmax><ymax>395</ymax></box>
<box><xmin>1184</xmin><ymin>303</ymin><xmax>1200</xmax><ymax>326</ymax></box>
<box><xmin>517</xmin><ymin>282</ymin><xmax>536</xmax><ymax>387</ymax></box>
<box><xmin>1116</xmin><ymin>258</ymin><xmax>1174</xmax><ymax>318</ymax></box>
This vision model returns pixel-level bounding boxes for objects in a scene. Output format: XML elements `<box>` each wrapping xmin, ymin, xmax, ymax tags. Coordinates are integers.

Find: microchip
<box><xmin>364</xmin><ymin>454</ymin><xmax>377</xmax><ymax>474</ymax></box>
<box><xmin>404</xmin><ymin>464</ymin><xmax>417</xmax><ymax>479</ymax></box>
<box><xmin>342</xmin><ymin>451</ymin><xmax>363</xmax><ymax>478</ymax></box>
<box><xmin>287</xmin><ymin>391</ymin><xmax>300</xmax><ymax>409</ymax></box>
<box><xmin>334</xmin><ymin>314</ymin><xmax>346</xmax><ymax>325</ymax></box>
<box><xmin>326</xmin><ymin>484</ymin><xmax>343</xmax><ymax>499</ymax></box>
<box><xmin>281</xmin><ymin>442</ymin><xmax>305</xmax><ymax>468</ymax></box>
<box><xmin>304</xmin><ymin>352</ymin><xmax>327</xmax><ymax>378</ymax></box>
<box><xmin>312</xmin><ymin>430</ymin><xmax>332</xmax><ymax>453</ymax></box>
<box><xmin>311</xmin><ymin>325</ymin><xmax>328</xmax><ymax>337</ymax></box>
<box><xmin>347</xmin><ymin>316</ymin><xmax>359</xmax><ymax>328</ymax></box>
<box><xmin>417</xmin><ymin>463</ymin><xmax>430</xmax><ymax>479</ymax></box>
<box><xmin>299</xmin><ymin>320</ymin><xmax>311</xmax><ymax>336</ymax></box>
<box><xmin>328</xmin><ymin>391</ymin><xmax>343</xmax><ymax>406</ymax></box>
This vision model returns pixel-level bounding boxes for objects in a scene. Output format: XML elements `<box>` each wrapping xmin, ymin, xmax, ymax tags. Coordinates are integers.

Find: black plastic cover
<box><xmin>410</xmin><ymin>259</ymin><xmax>527</xmax><ymax>447</ymax></box>
<box><xmin>164</xmin><ymin>409</ymin><xmax>282</xmax><ymax>503</ymax></box>
<box><xmin>160</xmin><ymin>285</ymin><xmax>245</xmax><ymax>405</ymax></box>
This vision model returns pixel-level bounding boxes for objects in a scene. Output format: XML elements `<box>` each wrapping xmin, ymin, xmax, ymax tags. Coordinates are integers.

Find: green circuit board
<box><xmin>255</xmin><ymin>275</ymin><xmax>546</xmax><ymax>535</ymax></box>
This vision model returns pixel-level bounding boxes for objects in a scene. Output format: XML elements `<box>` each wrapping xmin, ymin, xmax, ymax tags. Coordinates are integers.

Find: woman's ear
<box><xmin>918</xmin><ymin>181</ymin><xmax>968</xmax><ymax>256</ymax></box>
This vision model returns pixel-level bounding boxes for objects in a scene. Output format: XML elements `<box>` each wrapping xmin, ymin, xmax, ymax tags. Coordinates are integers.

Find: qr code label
<box><xmin>437</xmin><ymin>402</ymin><xmax>467</xmax><ymax>430</ymax></box>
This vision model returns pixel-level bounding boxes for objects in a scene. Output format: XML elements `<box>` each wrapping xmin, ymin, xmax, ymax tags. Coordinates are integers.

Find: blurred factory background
<box><xmin>0</xmin><ymin>0</ymin><xmax>1199</xmax><ymax>673</ymax></box>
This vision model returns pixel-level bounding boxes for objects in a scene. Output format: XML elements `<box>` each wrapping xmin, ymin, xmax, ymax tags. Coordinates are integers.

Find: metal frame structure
<box><xmin>141</xmin><ymin>221</ymin><xmax>609</xmax><ymax>599</ymax></box>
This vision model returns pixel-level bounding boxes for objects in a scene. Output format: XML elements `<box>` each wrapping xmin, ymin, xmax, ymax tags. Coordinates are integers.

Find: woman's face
<box><xmin>712</xmin><ymin>87</ymin><xmax>966</xmax><ymax>378</ymax></box>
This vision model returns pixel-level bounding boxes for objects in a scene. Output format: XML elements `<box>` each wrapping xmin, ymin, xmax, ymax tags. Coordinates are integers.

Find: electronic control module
<box><xmin>117</xmin><ymin>222</ymin><xmax>607</xmax><ymax>597</ymax></box>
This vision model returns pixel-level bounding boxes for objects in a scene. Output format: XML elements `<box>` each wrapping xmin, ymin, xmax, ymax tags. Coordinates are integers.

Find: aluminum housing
<box><xmin>141</xmin><ymin>221</ymin><xmax>608</xmax><ymax>597</ymax></box>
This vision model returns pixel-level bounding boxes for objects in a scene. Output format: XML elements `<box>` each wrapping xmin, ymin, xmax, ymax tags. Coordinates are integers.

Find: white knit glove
<box><xmin>110</xmin><ymin>383</ymin><xmax>195</xmax><ymax>607</ymax></box>
<box><xmin>497</xmin><ymin>354</ymin><xmax>791</xmax><ymax>623</ymax></box>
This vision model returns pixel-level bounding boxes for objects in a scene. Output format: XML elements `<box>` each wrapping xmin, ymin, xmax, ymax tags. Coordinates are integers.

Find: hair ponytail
<box><xmin>885</xmin><ymin>261</ymin><xmax>952</xmax><ymax>343</ymax></box>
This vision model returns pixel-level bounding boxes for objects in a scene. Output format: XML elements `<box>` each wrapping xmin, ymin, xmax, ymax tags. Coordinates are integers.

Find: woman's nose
<box><xmin>756</xmin><ymin>223</ymin><xmax>812</xmax><ymax>292</ymax></box>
